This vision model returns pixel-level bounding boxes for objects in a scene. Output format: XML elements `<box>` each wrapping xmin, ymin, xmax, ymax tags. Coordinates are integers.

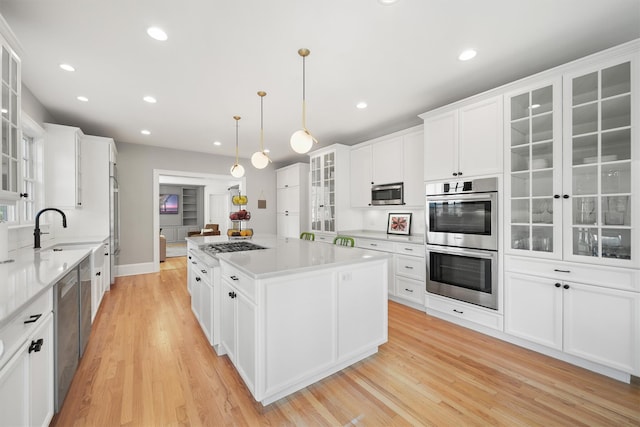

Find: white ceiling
<box><xmin>1</xmin><ymin>0</ymin><xmax>639</xmax><ymax>166</ymax></box>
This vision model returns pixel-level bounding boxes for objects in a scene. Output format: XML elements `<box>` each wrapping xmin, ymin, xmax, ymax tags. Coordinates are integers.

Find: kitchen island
<box><xmin>186</xmin><ymin>236</ymin><xmax>391</xmax><ymax>405</ymax></box>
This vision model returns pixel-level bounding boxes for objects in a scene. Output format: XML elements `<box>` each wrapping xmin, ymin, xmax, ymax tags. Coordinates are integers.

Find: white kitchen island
<box><xmin>186</xmin><ymin>236</ymin><xmax>390</xmax><ymax>405</ymax></box>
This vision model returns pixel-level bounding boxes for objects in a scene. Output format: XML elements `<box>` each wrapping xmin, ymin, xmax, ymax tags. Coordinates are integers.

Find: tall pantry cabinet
<box><xmin>276</xmin><ymin>163</ymin><xmax>308</xmax><ymax>239</ymax></box>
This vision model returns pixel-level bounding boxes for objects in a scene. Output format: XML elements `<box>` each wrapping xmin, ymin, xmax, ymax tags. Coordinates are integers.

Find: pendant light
<box><xmin>290</xmin><ymin>48</ymin><xmax>317</xmax><ymax>154</ymax></box>
<box><xmin>251</xmin><ymin>91</ymin><xmax>271</xmax><ymax>169</ymax></box>
<box><xmin>230</xmin><ymin>115</ymin><xmax>245</xmax><ymax>178</ymax></box>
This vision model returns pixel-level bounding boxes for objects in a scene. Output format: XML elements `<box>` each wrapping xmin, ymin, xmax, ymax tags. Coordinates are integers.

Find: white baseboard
<box><xmin>116</xmin><ymin>262</ymin><xmax>157</xmax><ymax>277</ymax></box>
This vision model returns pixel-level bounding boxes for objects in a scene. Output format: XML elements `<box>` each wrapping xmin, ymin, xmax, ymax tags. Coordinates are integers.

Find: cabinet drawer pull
<box><xmin>96</xmin><ymin>272</ymin><xmax>101</xmax><ymax>276</ymax></box>
<box><xmin>228</xmin><ymin>291</ymin><xmax>237</xmax><ymax>299</ymax></box>
<box><xmin>29</xmin><ymin>339</ymin><xmax>44</xmax><ymax>354</ymax></box>
<box><xmin>230</xmin><ymin>275</ymin><xmax>239</xmax><ymax>281</ymax></box>
<box><xmin>563</xmin><ymin>284</ymin><xmax>570</xmax><ymax>290</ymax></box>
<box><xmin>191</xmin><ymin>261</ymin><xmax>197</xmax><ymax>265</ymax></box>
<box><xmin>24</xmin><ymin>314</ymin><xmax>42</xmax><ymax>324</ymax></box>
<box><xmin>195</xmin><ymin>277</ymin><xmax>201</xmax><ymax>282</ymax></box>
<box><xmin>404</xmin><ymin>266</ymin><xmax>414</xmax><ymax>269</ymax></box>
<box><xmin>554</xmin><ymin>269</ymin><xmax>570</xmax><ymax>273</ymax></box>
<box><xmin>404</xmin><ymin>288</ymin><xmax>414</xmax><ymax>293</ymax></box>
<box><xmin>370</xmin><ymin>243</ymin><xmax>378</xmax><ymax>247</ymax></box>
<box><xmin>403</xmin><ymin>248</ymin><xmax>413</xmax><ymax>252</ymax></box>
<box><xmin>555</xmin><ymin>283</ymin><xmax>561</xmax><ymax>288</ymax></box>
<box><xmin>453</xmin><ymin>309</ymin><xmax>464</xmax><ymax>314</ymax></box>
<box><xmin>201</xmin><ymin>269</ymin><xmax>207</xmax><ymax>274</ymax></box>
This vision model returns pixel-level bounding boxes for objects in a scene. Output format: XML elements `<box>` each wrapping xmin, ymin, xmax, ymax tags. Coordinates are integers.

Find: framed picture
<box><xmin>387</xmin><ymin>213</ymin><xmax>411</xmax><ymax>235</ymax></box>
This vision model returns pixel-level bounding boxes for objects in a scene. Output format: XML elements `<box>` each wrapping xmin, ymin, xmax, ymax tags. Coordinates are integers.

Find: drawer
<box><xmin>426</xmin><ymin>294</ymin><xmax>503</xmax><ymax>331</ymax></box>
<box><xmin>221</xmin><ymin>262</ymin><xmax>255</xmax><ymax>302</ymax></box>
<box><xmin>314</xmin><ymin>233</ymin><xmax>334</xmax><ymax>244</ymax></box>
<box><xmin>394</xmin><ymin>242</ymin><xmax>424</xmax><ymax>257</ymax></box>
<box><xmin>395</xmin><ymin>276</ymin><xmax>425</xmax><ymax>304</ymax></box>
<box><xmin>0</xmin><ymin>290</ymin><xmax>53</xmax><ymax>369</ymax></box>
<box><xmin>395</xmin><ymin>255</ymin><xmax>425</xmax><ymax>281</ymax></box>
<box><xmin>356</xmin><ymin>238</ymin><xmax>394</xmax><ymax>253</ymax></box>
<box><xmin>505</xmin><ymin>256</ymin><xmax>639</xmax><ymax>292</ymax></box>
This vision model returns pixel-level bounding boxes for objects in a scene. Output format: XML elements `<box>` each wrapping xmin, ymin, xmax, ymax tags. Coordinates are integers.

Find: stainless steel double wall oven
<box><xmin>425</xmin><ymin>177</ymin><xmax>499</xmax><ymax>310</ymax></box>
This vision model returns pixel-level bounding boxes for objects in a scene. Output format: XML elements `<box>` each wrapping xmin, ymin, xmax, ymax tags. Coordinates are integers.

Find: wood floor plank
<box><xmin>50</xmin><ymin>256</ymin><xmax>640</xmax><ymax>426</ymax></box>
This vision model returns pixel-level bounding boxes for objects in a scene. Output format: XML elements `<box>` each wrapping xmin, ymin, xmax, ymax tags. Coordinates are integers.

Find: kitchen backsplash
<box><xmin>362</xmin><ymin>209</ymin><xmax>425</xmax><ymax>235</ymax></box>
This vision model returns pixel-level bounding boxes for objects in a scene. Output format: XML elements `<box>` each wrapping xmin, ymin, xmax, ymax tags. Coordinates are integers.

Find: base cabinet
<box><xmin>505</xmin><ymin>271</ymin><xmax>640</xmax><ymax>375</ymax></box>
<box><xmin>0</xmin><ymin>312</ymin><xmax>54</xmax><ymax>427</ymax></box>
<box><xmin>189</xmin><ymin>252</ymin><xmax>218</xmax><ymax>349</ymax></box>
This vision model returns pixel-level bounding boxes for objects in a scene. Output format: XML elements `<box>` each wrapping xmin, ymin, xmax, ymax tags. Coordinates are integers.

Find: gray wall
<box><xmin>159</xmin><ymin>185</ymin><xmax>184</xmax><ymax>226</ymax></box>
<box><xmin>117</xmin><ymin>141</ymin><xmax>277</xmax><ymax>265</ymax></box>
<box><xmin>22</xmin><ymin>84</ymin><xmax>55</xmax><ymax>125</ymax></box>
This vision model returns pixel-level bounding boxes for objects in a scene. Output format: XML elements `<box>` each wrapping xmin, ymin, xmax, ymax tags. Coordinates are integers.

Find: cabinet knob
<box><xmin>563</xmin><ymin>284</ymin><xmax>570</xmax><ymax>289</ymax></box>
<box><xmin>555</xmin><ymin>283</ymin><xmax>561</xmax><ymax>288</ymax></box>
<box><xmin>28</xmin><ymin>339</ymin><xmax>44</xmax><ymax>354</ymax></box>
<box><xmin>23</xmin><ymin>314</ymin><xmax>42</xmax><ymax>324</ymax></box>
<box><xmin>553</xmin><ymin>195</ymin><xmax>561</xmax><ymax>199</ymax></box>
<box><xmin>458</xmin><ymin>172</ymin><xmax>463</xmax><ymax>176</ymax></box>
<box><xmin>195</xmin><ymin>277</ymin><xmax>201</xmax><ymax>282</ymax></box>
<box><xmin>191</xmin><ymin>261</ymin><xmax>197</xmax><ymax>264</ymax></box>
<box><xmin>230</xmin><ymin>275</ymin><xmax>239</xmax><ymax>281</ymax></box>
<box><xmin>19</xmin><ymin>192</ymin><xmax>28</xmax><ymax>198</ymax></box>
<box><xmin>452</xmin><ymin>172</ymin><xmax>458</xmax><ymax>176</ymax></box>
<box><xmin>228</xmin><ymin>291</ymin><xmax>237</xmax><ymax>299</ymax></box>
<box><xmin>201</xmin><ymin>269</ymin><xmax>207</xmax><ymax>274</ymax></box>
<box><xmin>563</xmin><ymin>195</ymin><xmax>570</xmax><ymax>199</ymax></box>
<box><xmin>96</xmin><ymin>272</ymin><xmax>101</xmax><ymax>276</ymax></box>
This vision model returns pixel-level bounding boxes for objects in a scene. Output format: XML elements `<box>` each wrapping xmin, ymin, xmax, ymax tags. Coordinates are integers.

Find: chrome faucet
<box><xmin>34</xmin><ymin>208</ymin><xmax>67</xmax><ymax>249</ymax></box>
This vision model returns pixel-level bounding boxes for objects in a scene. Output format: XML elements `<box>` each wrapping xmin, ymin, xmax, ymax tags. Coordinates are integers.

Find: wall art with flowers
<box><xmin>387</xmin><ymin>213</ymin><xmax>411</xmax><ymax>235</ymax></box>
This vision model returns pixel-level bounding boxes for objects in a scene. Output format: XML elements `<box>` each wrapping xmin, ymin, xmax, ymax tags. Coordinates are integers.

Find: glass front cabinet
<box><xmin>309</xmin><ymin>149</ymin><xmax>336</xmax><ymax>234</ymax></box>
<box><xmin>506</xmin><ymin>53</ymin><xmax>638</xmax><ymax>267</ymax></box>
<box><xmin>0</xmin><ymin>37</ymin><xmax>21</xmax><ymax>200</ymax></box>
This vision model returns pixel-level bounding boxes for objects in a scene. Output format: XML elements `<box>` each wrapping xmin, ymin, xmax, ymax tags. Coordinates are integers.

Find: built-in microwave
<box><xmin>371</xmin><ymin>182</ymin><xmax>404</xmax><ymax>206</ymax></box>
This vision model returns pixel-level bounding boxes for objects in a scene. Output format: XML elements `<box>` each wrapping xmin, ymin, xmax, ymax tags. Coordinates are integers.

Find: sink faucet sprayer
<box><xmin>34</xmin><ymin>208</ymin><xmax>67</xmax><ymax>249</ymax></box>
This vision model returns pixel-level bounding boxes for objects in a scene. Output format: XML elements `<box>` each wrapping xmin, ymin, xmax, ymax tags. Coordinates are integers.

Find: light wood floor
<box><xmin>51</xmin><ymin>256</ymin><xmax>640</xmax><ymax>426</ymax></box>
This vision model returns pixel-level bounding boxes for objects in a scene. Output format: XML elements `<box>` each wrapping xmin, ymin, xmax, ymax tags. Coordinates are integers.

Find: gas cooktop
<box><xmin>201</xmin><ymin>241</ymin><xmax>266</xmax><ymax>255</ymax></box>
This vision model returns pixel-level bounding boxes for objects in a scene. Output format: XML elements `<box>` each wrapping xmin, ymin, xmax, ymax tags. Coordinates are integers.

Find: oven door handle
<box><xmin>426</xmin><ymin>193</ymin><xmax>496</xmax><ymax>202</ymax></box>
<box><xmin>425</xmin><ymin>244</ymin><xmax>497</xmax><ymax>260</ymax></box>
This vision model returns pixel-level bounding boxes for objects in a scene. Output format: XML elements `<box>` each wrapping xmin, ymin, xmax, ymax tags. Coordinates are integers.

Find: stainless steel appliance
<box><xmin>201</xmin><ymin>241</ymin><xmax>266</xmax><ymax>256</ymax></box>
<box><xmin>109</xmin><ymin>161</ymin><xmax>120</xmax><ymax>285</ymax></box>
<box><xmin>371</xmin><ymin>182</ymin><xmax>404</xmax><ymax>206</ymax></box>
<box><xmin>425</xmin><ymin>177</ymin><xmax>499</xmax><ymax>310</ymax></box>
<box><xmin>79</xmin><ymin>257</ymin><xmax>91</xmax><ymax>357</ymax></box>
<box><xmin>426</xmin><ymin>177</ymin><xmax>497</xmax><ymax>250</ymax></box>
<box><xmin>54</xmin><ymin>268</ymin><xmax>79</xmax><ymax>412</ymax></box>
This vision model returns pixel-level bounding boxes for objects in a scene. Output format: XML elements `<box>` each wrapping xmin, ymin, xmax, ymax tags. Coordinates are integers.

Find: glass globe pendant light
<box><xmin>230</xmin><ymin>115</ymin><xmax>245</xmax><ymax>178</ymax></box>
<box><xmin>290</xmin><ymin>48</ymin><xmax>317</xmax><ymax>154</ymax></box>
<box><xmin>251</xmin><ymin>91</ymin><xmax>271</xmax><ymax>169</ymax></box>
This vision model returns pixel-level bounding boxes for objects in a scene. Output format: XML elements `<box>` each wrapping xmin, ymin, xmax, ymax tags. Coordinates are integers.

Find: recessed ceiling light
<box><xmin>378</xmin><ymin>0</ymin><xmax>399</xmax><ymax>5</ymax></box>
<box><xmin>458</xmin><ymin>49</ymin><xmax>477</xmax><ymax>61</ymax></box>
<box><xmin>143</xmin><ymin>95</ymin><xmax>157</xmax><ymax>104</ymax></box>
<box><xmin>59</xmin><ymin>63</ymin><xmax>75</xmax><ymax>72</ymax></box>
<box><xmin>147</xmin><ymin>27</ymin><xmax>168</xmax><ymax>41</ymax></box>
<box><xmin>356</xmin><ymin>102</ymin><xmax>368</xmax><ymax>109</ymax></box>
<box><xmin>213</xmin><ymin>141</ymin><xmax>222</xmax><ymax>146</ymax></box>
<box><xmin>141</xmin><ymin>129</ymin><xmax>151</xmax><ymax>135</ymax></box>
<box><xmin>77</xmin><ymin>96</ymin><xmax>89</xmax><ymax>102</ymax></box>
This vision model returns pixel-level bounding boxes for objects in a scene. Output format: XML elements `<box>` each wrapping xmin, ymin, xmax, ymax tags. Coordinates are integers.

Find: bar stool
<box><xmin>300</xmin><ymin>232</ymin><xmax>315</xmax><ymax>241</ymax></box>
<box><xmin>333</xmin><ymin>235</ymin><xmax>354</xmax><ymax>247</ymax></box>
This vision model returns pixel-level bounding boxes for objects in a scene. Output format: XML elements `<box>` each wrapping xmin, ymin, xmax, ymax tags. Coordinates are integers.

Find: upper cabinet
<box><xmin>349</xmin><ymin>127</ymin><xmax>424</xmax><ymax>207</ymax></box>
<box><xmin>309</xmin><ymin>144</ymin><xmax>358</xmax><ymax>237</ymax></box>
<box><xmin>43</xmin><ymin>124</ymin><xmax>83</xmax><ymax>208</ymax></box>
<box><xmin>422</xmin><ymin>95</ymin><xmax>503</xmax><ymax>181</ymax></box>
<box><xmin>505</xmin><ymin>48</ymin><xmax>638</xmax><ymax>267</ymax></box>
<box><xmin>0</xmin><ymin>35</ymin><xmax>21</xmax><ymax>200</ymax></box>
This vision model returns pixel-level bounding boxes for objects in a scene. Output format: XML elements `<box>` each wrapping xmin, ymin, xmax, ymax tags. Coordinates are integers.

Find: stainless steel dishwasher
<box><xmin>79</xmin><ymin>256</ymin><xmax>92</xmax><ymax>357</ymax></box>
<box><xmin>54</xmin><ymin>267</ymin><xmax>79</xmax><ymax>412</ymax></box>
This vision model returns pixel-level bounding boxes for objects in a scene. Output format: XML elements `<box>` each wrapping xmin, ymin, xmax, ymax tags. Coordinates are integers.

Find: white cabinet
<box><xmin>349</xmin><ymin>128</ymin><xmax>424</xmax><ymax>207</ymax></box>
<box><xmin>0</xmin><ymin>37</ymin><xmax>21</xmax><ymax>200</ymax></box>
<box><xmin>0</xmin><ymin>293</ymin><xmax>54</xmax><ymax>427</ymax></box>
<box><xmin>309</xmin><ymin>144</ymin><xmax>358</xmax><ymax>235</ymax></box>
<box><xmin>276</xmin><ymin>163</ymin><xmax>308</xmax><ymax>239</ymax></box>
<box><xmin>505</xmin><ymin>269</ymin><xmax>640</xmax><ymax>375</ymax></box>
<box><xmin>422</xmin><ymin>95</ymin><xmax>503</xmax><ymax>181</ymax></box>
<box><xmin>43</xmin><ymin>124</ymin><xmax>83</xmax><ymax>208</ymax></box>
<box><xmin>506</xmin><ymin>52</ymin><xmax>638</xmax><ymax>268</ymax></box>
<box><xmin>220</xmin><ymin>265</ymin><xmax>256</xmax><ymax>394</ymax></box>
<box><xmin>189</xmin><ymin>252</ymin><xmax>219</xmax><ymax>349</ymax></box>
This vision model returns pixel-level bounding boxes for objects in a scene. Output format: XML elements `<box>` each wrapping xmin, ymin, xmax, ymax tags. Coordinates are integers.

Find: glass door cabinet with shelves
<box><xmin>0</xmin><ymin>41</ymin><xmax>20</xmax><ymax>200</ymax></box>
<box><xmin>564</xmin><ymin>59</ymin><xmax>636</xmax><ymax>265</ymax></box>
<box><xmin>310</xmin><ymin>150</ymin><xmax>336</xmax><ymax>233</ymax></box>
<box><xmin>505</xmin><ymin>80</ymin><xmax>562</xmax><ymax>258</ymax></box>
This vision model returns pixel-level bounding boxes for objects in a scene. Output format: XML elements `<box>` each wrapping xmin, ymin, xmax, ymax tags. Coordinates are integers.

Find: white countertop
<box><xmin>187</xmin><ymin>235</ymin><xmax>392</xmax><ymax>279</ymax></box>
<box><xmin>0</xmin><ymin>236</ymin><xmax>108</xmax><ymax>328</ymax></box>
<box><xmin>339</xmin><ymin>230</ymin><xmax>425</xmax><ymax>244</ymax></box>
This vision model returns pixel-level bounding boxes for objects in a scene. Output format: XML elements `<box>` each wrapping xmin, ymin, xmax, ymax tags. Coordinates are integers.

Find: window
<box><xmin>21</xmin><ymin>132</ymin><xmax>36</xmax><ymax>221</ymax></box>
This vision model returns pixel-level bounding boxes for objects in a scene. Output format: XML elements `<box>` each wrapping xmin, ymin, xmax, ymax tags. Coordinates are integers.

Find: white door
<box><xmin>208</xmin><ymin>193</ymin><xmax>229</xmax><ymax>230</ymax></box>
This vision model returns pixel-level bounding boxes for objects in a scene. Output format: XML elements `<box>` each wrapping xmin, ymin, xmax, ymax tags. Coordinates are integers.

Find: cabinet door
<box><xmin>276</xmin><ymin>165</ymin><xmax>300</xmax><ymax>189</ymax></box>
<box><xmin>277</xmin><ymin>186</ymin><xmax>300</xmax><ymax>214</ymax></box>
<box><xmin>403</xmin><ymin>131</ymin><xmax>424</xmax><ymax>206</ymax></box>
<box><xmin>458</xmin><ymin>95</ymin><xmax>503</xmax><ymax>178</ymax></box>
<box><xmin>277</xmin><ymin>212</ymin><xmax>300</xmax><ymax>239</ymax></box>
<box><xmin>310</xmin><ymin>152</ymin><xmax>336</xmax><ymax>233</ymax></box>
<box><xmin>372</xmin><ymin>137</ymin><xmax>403</xmax><ymax>184</ymax></box>
<box><xmin>504</xmin><ymin>273</ymin><xmax>563</xmax><ymax>350</ymax></box>
<box><xmin>236</xmin><ymin>291</ymin><xmax>256</xmax><ymax>393</ymax></box>
<box><xmin>29</xmin><ymin>313</ymin><xmax>54</xmax><ymax>427</ymax></box>
<box><xmin>349</xmin><ymin>145</ymin><xmax>372</xmax><ymax>208</ymax></box>
<box><xmin>563</xmin><ymin>59</ymin><xmax>635</xmax><ymax>266</ymax></box>
<box><xmin>220</xmin><ymin>280</ymin><xmax>236</xmax><ymax>361</ymax></box>
<box><xmin>505</xmin><ymin>80</ymin><xmax>563</xmax><ymax>259</ymax></box>
<box><xmin>190</xmin><ymin>265</ymin><xmax>202</xmax><ymax>320</ymax></box>
<box><xmin>0</xmin><ymin>342</ymin><xmax>28</xmax><ymax>426</ymax></box>
<box><xmin>0</xmin><ymin>44</ymin><xmax>21</xmax><ymax>199</ymax></box>
<box><xmin>563</xmin><ymin>282</ymin><xmax>639</xmax><ymax>374</ymax></box>
<box><xmin>200</xmin><ymin>279</ymin><xmax>213</xmax><ymax>344</ymax></box>
<box><xmin>424</xmin><ymin>110</ymin><xmax>458</xmax><ymax>181</ymax></box>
